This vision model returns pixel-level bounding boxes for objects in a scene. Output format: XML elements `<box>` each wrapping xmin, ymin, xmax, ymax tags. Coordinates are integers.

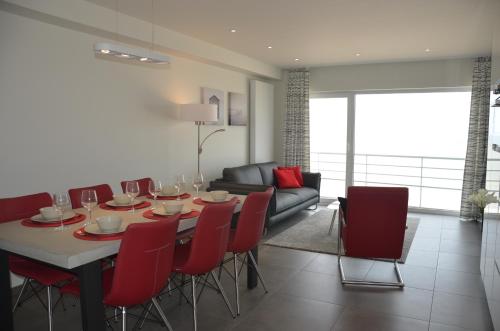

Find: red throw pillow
<box><xmin>278</xmin><ymin>166</ymin><xmax>304</xmax><ymax>186</ymax></box>
<box><xmin>274</xmin><ymin>168</ymin><xmax>301</xmax><ymax>188</ymax></box>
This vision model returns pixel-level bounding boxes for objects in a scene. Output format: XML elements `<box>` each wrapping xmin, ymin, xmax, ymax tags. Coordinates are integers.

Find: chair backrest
<box><xmin>0</xmin><ymin>192</ymin><xmax>52</xmax><ymax>223</ymax></box>
<box><xmin>344</xmin><ymin>186</ymin><xmax>408</xmax><ymax>259</ymax></box>
<box><xmin>181</xmin><ymin>199</ymin><xmax>237</xmax><ymax>275</ymax></box>
<box><xmin>230</xmin><ymin>187</ymin><xmax>274</xmax><ymax>253</ymax></box>
<box><xmin>68</xmin><ymin>184</ymin><xmax>113</xmax><ymax>209</ymax></box>
<box><xmin>104</xmin><ymin>215</ymin><xmax>180</xmax><ymax>307</ymax></box>
<box><xmin>120</xmin><ymin>177</ymin><xmax>152</xmax><ymax>197</ymax></box>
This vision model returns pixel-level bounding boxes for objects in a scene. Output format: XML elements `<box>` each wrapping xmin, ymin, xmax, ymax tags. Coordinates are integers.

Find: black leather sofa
<box><xmin>208</xmin><ymin>162</ymin><xmax>321</xmax><ymax>228</ymax></box>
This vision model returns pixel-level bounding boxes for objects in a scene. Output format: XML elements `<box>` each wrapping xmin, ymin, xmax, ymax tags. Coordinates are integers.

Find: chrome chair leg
<box><xmin>191</xmin><ymin>276</ymin><xmax>198</xmax><ymax>331</ymax></box>
<box><xmin>138</xmin><ymin>301</ymin><xmax>153</xmax><ymax>329</ymax></box>
<box><xmin>47</xmin><ymin>286</ymin><xmax>53</xmax><ymax>331</ymax></box>
<box><xmin>210</xmin><ymin>271</ymin><xmax>235</xmax><ymax>318</ymax></box>
<box><xmin>152</xmin><ymin>297</ymin><xmax>173</xmax><ymax>331</ymax></box>
<box><xmin>122</xmin><ymin>307</ymin><xmax>127</xmax><ymax>331</ymax></box>
<box><xmin>247</xmin><ymin>251</ymin><xmax>268</xmax><ymax>293</ymax></box>
<box><xmin>233</xmin><ymin>253</ymin><xmax>240</xmax><ymax>315</ymax></box>
<box><xmin>12</xmin><ymin>278</ymin><xmax>29</xmax><ymax>312</ymax></box>
<box><xmin>339</xmin><ymin>256</ymin><xmax>404</xmax><ymax>287</ymax></box>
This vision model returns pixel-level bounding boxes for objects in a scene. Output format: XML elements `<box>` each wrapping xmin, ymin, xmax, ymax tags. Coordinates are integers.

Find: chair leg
<box><xmin>12</xmin><ymin>277</ymin><xmax>29</xmax><ymax>312</ymax></box>
<box><xmin>47</xmin><ymin>286</ymin><xmax>53</xmax><ymax>331</ymax></box>
<box><xmin>138</xmin><ymin>302</ymin><xmax>153</xmax><ymax>329</ymax></box>
<box><xmin>247</xmin><ymin>251</ymin><xmax>268</xmax><ymax>293</ymax></box>
<box><xmin>179</xmin><ymin>274</ymin><xmax>186</xmax><ymax>305</ymax></box>
<box><xmin>339</xmin><ymin>256</ymin><xmax>404</xmax><ymax>287</ymax></box>
<box><xmin>152</xmin><ymin>297</ymin><xmax>173</xmax><ymax>331</ymax></box>
<box><xmin>210</xmin><ymin>271</ymin><xmax>236</xmax><ymax>318</ymax></box>
<box><xmin>122</xmin><ymin>306</ymin><xmax>127</xmax><ymax>331</ymax></box>
<box><xmin>191</xmin><ymin>276</ymin><xmax>198</xmax><ymax>331</ymax></box>
<box><xmin>233</xmin><ymin>253</ymin><xmax>240</xmax><ymax>315</ymax></box>
<box><xmin>329</xmin><ymin>209</ymin><xmax>337</xmax><ymax>235</ymax></box>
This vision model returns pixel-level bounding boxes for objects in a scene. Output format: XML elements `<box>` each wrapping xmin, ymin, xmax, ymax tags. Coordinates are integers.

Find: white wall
<box><xmin>250</xmin><ymin>80</ymin><xmax>274</xmax><ymax>163</ymax></box>
<box><xmin>0</xmin><ymin>9</ymin><xmax>268</xmax><ymax>197</ymax></box>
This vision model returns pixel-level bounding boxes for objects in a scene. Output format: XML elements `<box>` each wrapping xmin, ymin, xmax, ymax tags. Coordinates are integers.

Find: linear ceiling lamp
<box><xmin>94</xmin><ymin>42</ymin><xmax>170</xmax><ymax>64</ymax></box>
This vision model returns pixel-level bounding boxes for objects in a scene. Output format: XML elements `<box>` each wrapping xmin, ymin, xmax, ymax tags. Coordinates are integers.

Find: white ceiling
<box><xmin>87</xmin><ymin>0</ymin><xmax>496</xmax><ymax>68</ymax></box>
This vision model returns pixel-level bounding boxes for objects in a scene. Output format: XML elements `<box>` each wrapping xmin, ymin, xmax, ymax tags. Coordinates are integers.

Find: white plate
<box><xmin>153</xmin><ymin>207</ymin><xmax>192</xmax><ymax>216</ymax></box>
<box><xmin>105</xmin><ymin>200</ymin><xmax>142</xmax><ymax>207</ymax></box>
<box><xmin>84</xmin><ymin>223</ymin><xmax>127</xmax><ymax>235</ymax></box>
<box><xmin>157</xmin><ymin>191</ymin><xmax>186</xmax><ymax>198</ymax></box>
<box><xmin>31</xmin><ymin>211</ymin><xmax>76</xmax><ymax>223</ymax></box>
<box><xmin>201</xmin><ymin>196</ymin><xmax>232</xmax><ymax>203</ymax></box>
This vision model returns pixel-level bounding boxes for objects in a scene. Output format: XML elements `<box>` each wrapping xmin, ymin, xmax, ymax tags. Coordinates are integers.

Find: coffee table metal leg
<box><xmin>77</xmin><ymin>260</ymin><xmax>105</xmax><ymax>331</ymax></box>
<box><xmin>0</xmin><ymin>249</ymin><xmax>13</xmax><ymax>331</ymax></box>
<box><xmin>247</xmin><ymin>247</ymin><xmax>258</xmax><ymax>289</ymax></box>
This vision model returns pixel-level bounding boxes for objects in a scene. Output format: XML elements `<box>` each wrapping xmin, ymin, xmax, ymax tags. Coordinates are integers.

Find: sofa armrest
<box><xmin>302</xmin><ymin>172</ymin><xmax>321</xmax><ymax>193</ymax></box>
<box><xmin>207</xmin><ymin>180</ymin><xmax>271</xmax><ymax>195</ymax></box>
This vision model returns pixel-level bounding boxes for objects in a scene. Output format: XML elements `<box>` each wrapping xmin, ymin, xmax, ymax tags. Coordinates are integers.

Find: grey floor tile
<box><xmin>364</xmin><ymin>261</ymin><xmax>436</xmax><ymax>291</ymax></box>
<box><xmin>405</xmin><ymin>249</ymin><xmax>439</xmax><ymax>268</ymax></box>
<box><xmin>304</xmin><ymin>253</ymin><xmax>373</xmax><ymax>279</ymax></box>
<box><xmin>429</xmin><ymin>322</ymin><xmax>475</xmax><ymax>331</ymax></box>
<box><xmin>434</xmin><ymin>269</ymin><xmax>486</xmax><ymax>298</ymax></box>
<box><xmin>410</xmin><ymin>237</ymin><xmax>441</xmax><ymax>252</ymax></box>
<box><xmin>439</xmin><ymin>239</ymin><xmax>481</xmax><ymax>257</ymax></box>
<box><xmin>414</xmin><ymin>227</ymin><xmax>442</xmax><ymax>239</ymax></box>
<box><xmin>441</xmin><ymin>228</ymin><xmax>481</xmax><ymax>244</ymax></box>
<box><xmin>332</xmin><ymin>307</ymin><xmax>429</xmax><ymax>331</ymax></box>
<box><xmin>437</xmin><ymin>252</ymin><xmax>481</xmax><ymax>274</ymax></box>
<box><xmin>430</xmin><ymin>291</ymin><xmax>493</xmax><ymax>331</ymax></box>
<box><xmin>259</xmin><ymin>245</ymin><xmax>318</xmax><ymax>270</ymax></box>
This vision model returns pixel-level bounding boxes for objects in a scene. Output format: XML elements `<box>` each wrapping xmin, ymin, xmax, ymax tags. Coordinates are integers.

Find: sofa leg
<box><xmin>307</xmin><ymin>204</ymin><xmax>318</xmax><ymax>211</ymax></box>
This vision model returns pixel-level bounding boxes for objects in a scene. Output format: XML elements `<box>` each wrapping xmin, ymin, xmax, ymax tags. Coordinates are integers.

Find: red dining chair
<box><xmin>61</xmin><ymin>215</ymin><xmax>180</xmax><ymax>331</ymax></box>
<box><xmin>172</xmin><ymin>200</ymin><xmax>238</xmax><ymax>331</ymax></box>
<box><xmin>223</xmin><ymin>187</ymin><xmax>273</xmax><ymax>315</ymax></box>
<box><xmin>68</xmin><ymin>184</ymin><xmax>113</xmax><ymax>209</ymax></box>
<box><xmin>120</xmin><ymin>177</ymin><xmax>152</xmax><ymax>197</ymax></box>
<box><xmin>338</xmin><ymin>186</ymin><xmax>409</xmax><ymax>288</ymax></box>
<box><xmin>0</xmin><ymin>192</ymin><xmax>74</xmax><ymax>331</ymax></box>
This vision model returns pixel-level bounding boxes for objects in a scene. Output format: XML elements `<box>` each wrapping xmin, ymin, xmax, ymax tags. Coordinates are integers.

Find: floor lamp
<box><xmin>177</xmin><ymin>104</ymin><xmax>226</xmax><ymax>174</ymax></box>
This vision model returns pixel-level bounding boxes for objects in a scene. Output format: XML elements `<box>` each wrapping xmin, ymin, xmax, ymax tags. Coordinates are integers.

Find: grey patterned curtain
<box><xmin>283</xmin><ymin>69</ymin><xmax>310</xmax><ymax>171</ymax></box>
<box><xmin>460</xmin><ymin>56</ymin><xmax>491</xmax><ymax>220</ymax></box>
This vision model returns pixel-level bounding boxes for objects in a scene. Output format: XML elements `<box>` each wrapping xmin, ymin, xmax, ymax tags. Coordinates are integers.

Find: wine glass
<box><xmin>53</xmin><ymin>193</ymin><xmax>70</xmax><ymax>231</ymax></box>
<box><xmin>81</xmin><ymin>189</ymin><xmax>97</xmax><ymax>226</ymax></box>
<box><xmin>192</xmin><ymin>172</ymin><xmax>204</xmax><ymax>198</ymax></box>
<box><xmin>174</xmin><ymin>174</ymin><xmax>186</xmax><ymax>200</ymax></box>
<box><xmin>148</xmin><ymin>179</ymin><xmax>163</xmax><ymax>210</ymax></box>
<box><xmin>126</xmin><ymin>181</ymin><xmax>140</xmax><ymax>213</ymax></box>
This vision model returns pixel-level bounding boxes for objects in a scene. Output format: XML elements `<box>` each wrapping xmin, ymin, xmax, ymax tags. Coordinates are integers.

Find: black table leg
<box><xmin>247</xmin><ymin>247</ymin><xmax>258</xmax><ymax>289</ymax></box>
<box><xmin>0</xmin><ymin>250</ymin><xmax>13</xmax><ymax>331</ymax></box>
<box><xmin>77</xmin><ymin>260</ymin><xmax>105</xmax><ymax>331</ymax></box>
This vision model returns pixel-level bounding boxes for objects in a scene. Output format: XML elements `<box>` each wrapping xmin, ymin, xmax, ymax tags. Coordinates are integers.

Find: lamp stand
<box><xmin>196</xmin><ymin>122</ymin><xmax>225</xmax><ymax>174</ymax></box>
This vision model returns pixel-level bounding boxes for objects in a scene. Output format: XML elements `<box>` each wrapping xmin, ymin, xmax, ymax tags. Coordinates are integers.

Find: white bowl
<box><xmin>161</xmin><ymin>186</ymin><xmax>176</xmax><ymax>196</ymax></box>
<box><xmin>210</xmin><ymin>190</ymin><xmax>229</xmax><ymax>202</ymax></box>
<box><xmin>163</xmin><ymin>201</ymin><xmax>184</xmax><ymax>214</ymax></box>
<box><xmin>40</xmin><ymin>206</ymin><xmax>60</xmax><ymax>220</ymax></box>
<box><xmin>96</xmin><ymin>215</ymin><xmax>123</xmax><ymax>233</ymax></box>
<box><xmin>113</xmin><ymin>194</ymin><xmax>131</xmax><ymax>205</ymax></box>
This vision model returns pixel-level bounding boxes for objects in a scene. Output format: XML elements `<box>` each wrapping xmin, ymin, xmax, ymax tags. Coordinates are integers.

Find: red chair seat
<box><xmin>9</xmin><ymin>257</ymin><xmax>74</xmax><ymax>286</ymax></box>
<box><xmin>172</xmin><ymin>241</ymin><xmax>192</xmax><ymax>273</ymax></box>
<box><xmin>60</xmin><ymin>268</ymin><xmax>113</xmax><ymax>298</ymax></box>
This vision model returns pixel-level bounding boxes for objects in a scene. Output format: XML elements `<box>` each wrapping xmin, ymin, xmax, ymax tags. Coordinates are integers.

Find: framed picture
<box><xmin>202</xmin><ymin>87</ymin><xmax>224</xmax><ymax>125</ymax></box>
<box><xmin>228</xmin><ymin>92</ymin><xmax>248</xmax><ymax>126</ymax></box>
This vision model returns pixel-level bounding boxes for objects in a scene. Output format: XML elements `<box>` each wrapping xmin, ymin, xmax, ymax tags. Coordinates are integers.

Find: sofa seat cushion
<box><xmin>223</xmin><ymin>165</ymin><xmax>263</xmax><ymax>185</ymax></box>
<box><xmin>275</xmin><ymin>192</ymin><xmax>302</xmax><ymax>213</ymax></box>
<box><xmin>279</xmin><ymin>187</ymin><xmax>319</xmax><ymax>201</ymax></box>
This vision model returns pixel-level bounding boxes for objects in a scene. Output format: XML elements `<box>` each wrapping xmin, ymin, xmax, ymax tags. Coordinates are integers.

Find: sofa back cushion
<box><xmin>256</xmin><ymin>162</ymin><xmax>278</xmax><ymax>186</ymax></box>
<box><xmin>223</xmin><ymin>164</ymin><xmax>264</xmax><ymax>185</ymax></box>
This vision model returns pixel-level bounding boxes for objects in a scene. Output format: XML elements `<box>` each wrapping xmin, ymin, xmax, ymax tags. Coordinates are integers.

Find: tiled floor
<box><xmin>12</xmin><ymin>210</ymin><xmax>493</xmax><ymax>330</ymax></box>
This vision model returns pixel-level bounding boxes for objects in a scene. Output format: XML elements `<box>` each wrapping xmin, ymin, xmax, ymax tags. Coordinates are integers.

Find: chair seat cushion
<box><xmin>279</xmin><ymin>187</ymin><xmax>319</xmax><ymax>201</ymax></box>
<box><xmin>275</xmin><ymin>192</ymin><xmax>302</xmax><ymax>213</ymax></box>
<box><xmin>9</xmin><ymin>257</ymin><xmax>74</xmax><ymax>286</ymax></box>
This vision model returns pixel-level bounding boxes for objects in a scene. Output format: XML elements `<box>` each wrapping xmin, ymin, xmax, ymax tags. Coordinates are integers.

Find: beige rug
<box><xmin>263</xmin><ymin>209</ymin><xmax>419</xmax><ymax>263</ymax></box>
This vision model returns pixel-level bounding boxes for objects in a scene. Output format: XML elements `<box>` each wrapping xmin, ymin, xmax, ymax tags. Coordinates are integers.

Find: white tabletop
<box><xmin>0</xmin><ymin>192</ymin><xmax>245</xmax><ymax>270</ymax></box>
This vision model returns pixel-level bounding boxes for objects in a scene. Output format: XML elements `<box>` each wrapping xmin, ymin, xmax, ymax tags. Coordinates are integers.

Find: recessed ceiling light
<box><xmin>140</xmin><ymin>57</ymin><xmax>149</xmax><ymax>62</ymax></box>
<box><xmin>119</xmin><ymin>53</ymin><xmax>130</xmax><ymax>58</ymax></box>
<box><xmin>230</xmin><ymin>28</ymin><xmax>237</xmax><ymax>33</ymax></box>
<box><xmin>100</xmin><ymin>49</ymin><xmax>110</xmax><ymax>54</ymax></box>
<box><xmin>425</xmin><ymin>48</ymin><xmax>431</xmax><ymax>52</ymax></box>
<box><xmin>267</xmin><ymin>46</ymin><xmax>273</xmax><ymax>49</ymax></box>
<box><xmin>294</xmin><ymin>58</ymin><xmax>300</xmax><ymax>61</ymax></box>
<box><xmin>355</xmin><ymin>53</ymin><xmax>361</xmax><ymax>57</ymax></box>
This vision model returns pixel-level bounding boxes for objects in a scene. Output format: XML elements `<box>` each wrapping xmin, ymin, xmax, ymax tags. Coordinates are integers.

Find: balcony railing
<box><xmin>310</xmin><ymin>151</ymin><xmax>500</xmax><ymax>212</ymax></box>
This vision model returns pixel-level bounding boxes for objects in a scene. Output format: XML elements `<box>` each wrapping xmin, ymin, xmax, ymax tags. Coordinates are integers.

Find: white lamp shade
<box><xmin>176</xmin><ymin>104</ymin><xmax>218</xmax><ymax>122</ymax></box>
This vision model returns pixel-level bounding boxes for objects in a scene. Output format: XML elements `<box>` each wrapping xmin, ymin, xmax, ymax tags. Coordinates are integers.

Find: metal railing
<box><xmin>311</xmin><ymin>151</ymin><xmax>500</xmax><ymax>212</ymax></box>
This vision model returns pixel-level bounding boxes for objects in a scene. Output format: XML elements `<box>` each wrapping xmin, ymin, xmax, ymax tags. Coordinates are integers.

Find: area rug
<box><xmin>262</xmin><ymin>209</ymin><xmax>419</xmax><ymax>263</ymax></box>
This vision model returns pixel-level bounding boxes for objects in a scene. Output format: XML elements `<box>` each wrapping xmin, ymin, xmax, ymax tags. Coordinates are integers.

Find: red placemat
<box><xmin>142</xmin><ymin>210</ymin><xmax>201</xmax><ymax>221</ymax></box>
<box><xmin>21</xmin><ymin>213</ymin><xmax>86</xmax><ymax>228</ymax></box>
<box><xmin>73</xmin><ymin>227</ymin><xmax>123</xmax><ymax>241</ymax></box>
<box><xmin>99</xmin><ymin>201</ymin><xmax>151</xmax><ymax>211</ymax></box>
<box><xmin>147</xmin><ymin>193</ymin><xmax>192</xmax><ymax>200</ymax></box>
<box><xmin>193</xmin><ymin>197</ymin><xmax>240</xmax><ymax>206</ymax></box>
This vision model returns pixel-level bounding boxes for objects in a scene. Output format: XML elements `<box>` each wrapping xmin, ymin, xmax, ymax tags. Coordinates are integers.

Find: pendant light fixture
<box><xmin>94</xmin><ymin>0</ymin><xmax>170</xmax><ymax>64</ymax></box>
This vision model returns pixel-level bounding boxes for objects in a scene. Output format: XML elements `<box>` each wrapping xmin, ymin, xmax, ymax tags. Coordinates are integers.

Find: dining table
<box><xmin>0</xmin><ymin>192</ymin><xmax>260</xmax><ymax>331</ymax></box>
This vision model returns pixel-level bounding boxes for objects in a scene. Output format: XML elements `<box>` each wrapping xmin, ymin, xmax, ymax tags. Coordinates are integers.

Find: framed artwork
<box><xmin>228</xmin><ymin>92</ymin><xmax>248</xmax><ymax>126</ymax></box>
<box><xmin>202</xmin><ymin>87</ymin><xmax>224</xmax><ymax>125</ymax></box>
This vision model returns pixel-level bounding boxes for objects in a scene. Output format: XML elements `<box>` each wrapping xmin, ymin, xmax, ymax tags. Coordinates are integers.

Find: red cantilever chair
<box><xmin>338</xmin><ymin>186</ymin><xmax>408</xmax><ymax>288</ymax></box>
<box><xmin>0</xmin><ymin>192</ymin><xmax>74</xmax><ymax>331</ymax></box>
<box><xmin>68</xmin><ymin>183</ymin><xmax>113</xmax><ymax>209</ymax></box>
<box><xmin>172</xmin><ymin>200</ymin><xmax>238</xmax><ymax>331</ymax></box>
<box><xmin>61</xmin><ymin>215</ymin><xmax>180</xmax><ymax>331</ymax></box>
<box><xmin>120</xmin><ymin>177</ymin><xmax>152</xmax><ymax>197</ymax></box>
<box><xmin>225</xmin><ymin>187</ymin><xmax>274</xmax><ymax>315</ymax></box>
